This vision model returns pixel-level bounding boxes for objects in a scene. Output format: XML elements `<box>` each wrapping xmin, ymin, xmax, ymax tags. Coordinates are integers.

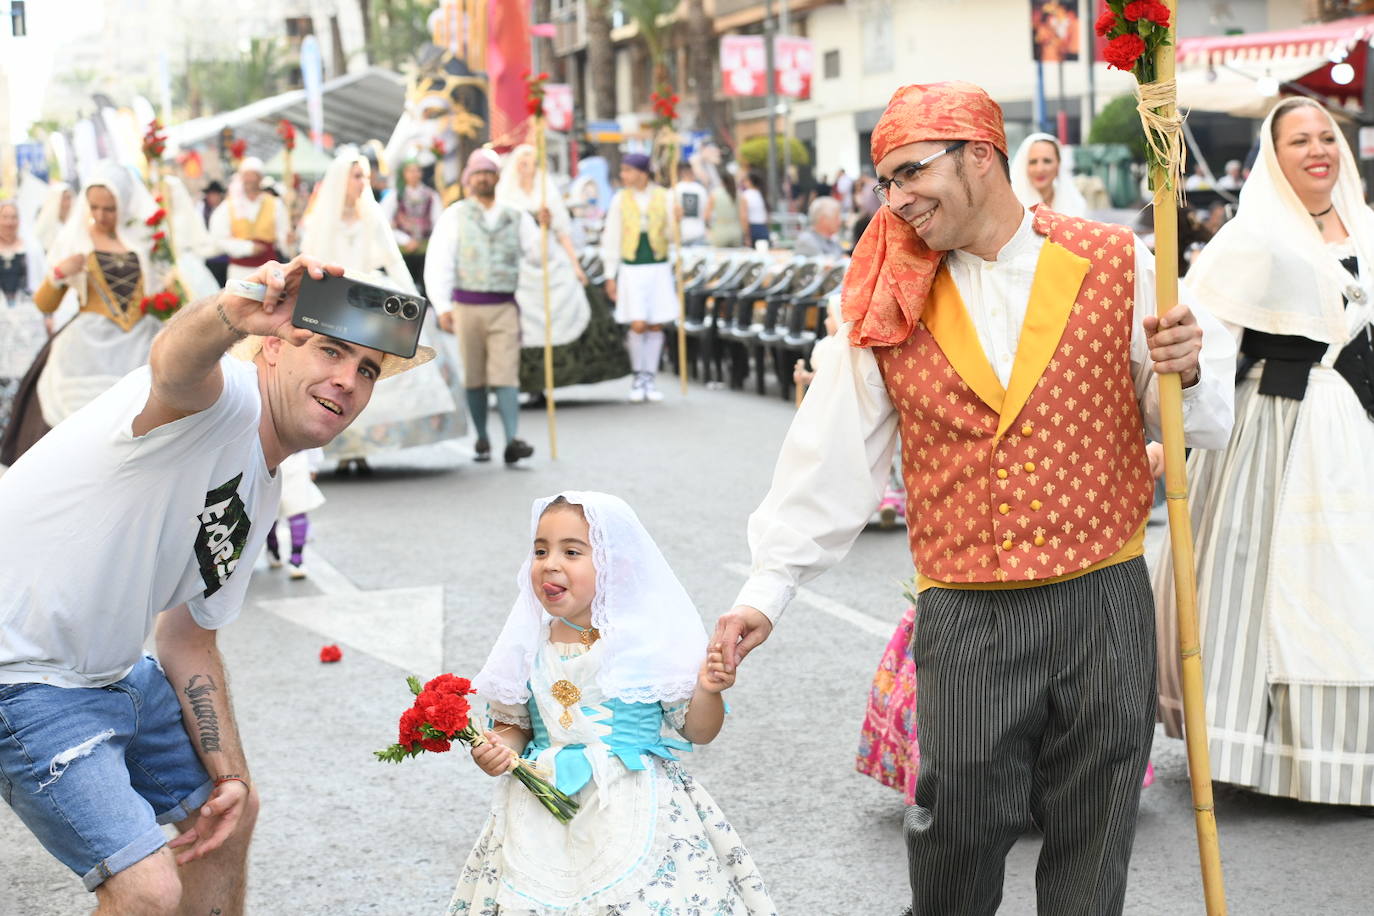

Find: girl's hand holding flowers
<box><xmin>472</xmin><ymin>729</ymin><xmax>520</xmax><ymax>776</ymax></box>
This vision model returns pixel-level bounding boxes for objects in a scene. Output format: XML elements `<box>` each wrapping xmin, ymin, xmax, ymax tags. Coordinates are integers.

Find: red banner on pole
<box><xmin>543</xmin><ymin>84</ymin><xmax>574</xmax><ymax>132</ymax></box>
<box><xmin>720</xmin><ymin>35</ymin><xmax>814</xmax><ymax>99</ymax></box>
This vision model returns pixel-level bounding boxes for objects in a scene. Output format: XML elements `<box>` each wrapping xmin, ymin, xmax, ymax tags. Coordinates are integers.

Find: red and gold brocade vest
<box><xmin>874</xmin><ymin>210</ymin><xmax>1153</xmax><ymax>587</ymax></box>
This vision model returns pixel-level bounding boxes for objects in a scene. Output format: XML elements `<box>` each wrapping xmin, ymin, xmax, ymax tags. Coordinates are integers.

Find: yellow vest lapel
<box><xmin>923</xmin><ymin>266</ymin><xmax>1004</xmax><ymax>413</ymax></box>
<box><xmin>996</xmin><ymin>240</ymin><xmax>1090</xmax><ymax>439</ymax></box>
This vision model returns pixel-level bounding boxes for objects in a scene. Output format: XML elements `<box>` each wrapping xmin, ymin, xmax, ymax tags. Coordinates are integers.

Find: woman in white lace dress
<box><xmin>449</xmin><ymin>491</ymin><xmax>776</xmax><ymax>916</ymax></box>
<box><xmin>299</xmin><ymin>151</ymin><xmax>465</xmax><ymax>472</ymax></box>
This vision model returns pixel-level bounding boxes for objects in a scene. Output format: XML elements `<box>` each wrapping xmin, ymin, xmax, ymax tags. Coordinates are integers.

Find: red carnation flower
<box><xmin>319</xmin><ymin>644</ymin><xmax>343</xmax><ymax>663</ymax></box>
<box><xmin>1094</xmin><ymin>9</ymin><xmax>1117</xmax><ymax>37</ymax></box>
<box><xmin>152</xmin><ymin>231</ymin><xmax>166</xmax><ymax>241</ymax></box>
<box><xmin>419</xmin><ymin>734</ymin><xmax>451</xmax><ymax>753</ymax></box>
<box><xmin>145</xmin><ymin>208</ymin><xmax>166</xmax><ymax>226</ymax></box>
<box><xmin>424</xmin><ymin>674</ymin><xmax>474</xmax><ymax>696</ymax></box>
<box><xmin>1104</xmin><ymin>32</ymin><xmax>1147</xmax><ymax>72</ymax></box>
<box><xmin>1124</xmin><ymin>0</ymin><xmax>1169</xmax><ymax>26</ymax></box>
<box><xmin>397</xmin><ymin>706</ymin><xmax>426</xmax><ymax>746</ymax></box>
<box><xmin>140</xmin><ymin>297</ymin><xmax>152</xmax><ymax>314</ymax></box>
<box><xmin>415</xmin><ymin>690</ymin><xmax>471</xmax><ymax>734</ymax></box>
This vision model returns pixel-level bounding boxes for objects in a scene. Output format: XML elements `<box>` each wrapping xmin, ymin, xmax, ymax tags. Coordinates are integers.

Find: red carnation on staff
<box><xmin>276</xmin><ymin>119</ymin><xmax>297</xmax><ymax>152</ymax></box>
<box><xmin>1123</xmin><ymin>0</ymin><xmax>1170</xmax><ymax>27</ymax></box>
<box><xmin>145</xmin><ymin>208</ymin><xmax>167</xmax><ymax>227</ymax></box>
<box><xmin>1094</xmin><ymin>9</ymin><xmax>1117</xmax><ymax>37</ymax></box>
<box><xmin>1104</xmin><ymin>32</ymin><xmax>1147</xmax><ymax>72</ymax></box>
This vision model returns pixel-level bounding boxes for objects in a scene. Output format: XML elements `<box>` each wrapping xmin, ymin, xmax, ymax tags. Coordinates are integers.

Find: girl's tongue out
<box><xmin>542</xmin><ymin>583</ymin><xmax>566</xmax><ymax>599</ymax></box>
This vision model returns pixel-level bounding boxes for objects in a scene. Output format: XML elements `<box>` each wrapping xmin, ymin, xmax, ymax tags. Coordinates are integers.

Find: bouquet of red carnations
<box><xmin>374</xmin><ymin>674</ymin><xmax>580</xmax><ymax>824</ymax></box>
<box><xmin>140</xmin><ymin>289</ymin><xmax>182</xmax><ymax>321</ymax></box>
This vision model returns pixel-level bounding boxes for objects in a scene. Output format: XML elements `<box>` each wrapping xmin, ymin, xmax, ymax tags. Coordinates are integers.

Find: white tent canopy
<box><xmin>167</xmin><ymin>68</ymin><xmax>407</xmax><ymax>158</ymax></box>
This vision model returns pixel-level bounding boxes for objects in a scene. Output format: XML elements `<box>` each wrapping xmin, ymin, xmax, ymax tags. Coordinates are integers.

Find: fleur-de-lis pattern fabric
<box><xmin>874</xmin><ymin>210</ymin><xmax>1153</xmax><ymax>584</ymax></box>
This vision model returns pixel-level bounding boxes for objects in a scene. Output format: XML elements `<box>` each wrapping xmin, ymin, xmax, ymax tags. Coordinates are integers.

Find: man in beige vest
<box><xmin>208</xmin><ymin>158</ymin><xmax>290</xmax><ymax>282</ymax></box>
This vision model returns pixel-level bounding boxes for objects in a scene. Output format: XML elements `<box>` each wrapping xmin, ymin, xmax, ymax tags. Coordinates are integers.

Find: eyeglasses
<box><xmin>874</xmin><ymin>141</ymin><xmax>968</xmax><ymax>203</ymax></box>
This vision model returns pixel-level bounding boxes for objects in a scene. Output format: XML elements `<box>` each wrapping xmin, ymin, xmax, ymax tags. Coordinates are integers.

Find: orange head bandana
<box><xmin>843</xmin><ymin>82</ymin><xmax>1008</xmax><ymax>348</ymax></box>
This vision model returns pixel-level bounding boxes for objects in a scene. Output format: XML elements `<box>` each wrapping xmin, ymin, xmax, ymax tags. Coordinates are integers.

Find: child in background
<box><xmin>448</xmin><ymin>491</ymin><xmax>776</xmax><ymax>916</ymax></box>
<box><xmin>265</xmin><ymin>447</ymin><xmax>324</xmax><ymax>579</ymax></box>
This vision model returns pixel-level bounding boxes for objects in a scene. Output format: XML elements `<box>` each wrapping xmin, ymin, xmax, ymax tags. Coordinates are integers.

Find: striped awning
<box><xmin>1175</xmin><ymin>16</ymin><xmax>1374</xmax><ymax>117</ymax></box>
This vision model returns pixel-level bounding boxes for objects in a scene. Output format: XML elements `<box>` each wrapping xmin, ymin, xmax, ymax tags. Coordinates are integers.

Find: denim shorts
<box><xmin>0</xmin><ymin>656</ymin><xmax>212</xmax><ymax>891</ymax></box>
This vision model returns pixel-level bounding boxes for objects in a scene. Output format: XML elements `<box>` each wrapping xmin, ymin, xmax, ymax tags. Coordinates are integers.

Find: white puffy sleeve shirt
<box><xmin>734</xmin><ymin>211</ymin><xmax>1237</xmax><ymax>624</ymax></box>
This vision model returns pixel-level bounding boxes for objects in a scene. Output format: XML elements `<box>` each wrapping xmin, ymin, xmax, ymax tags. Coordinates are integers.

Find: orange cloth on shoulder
<box><xmin>843</xmin><ymin>81</ymin><xmax>1009</xmax><ymax>348</ymax></box>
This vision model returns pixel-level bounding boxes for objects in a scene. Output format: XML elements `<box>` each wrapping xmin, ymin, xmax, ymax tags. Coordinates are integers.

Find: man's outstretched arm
<box><xmin>133</xmin><ymin>256</ymin><xmax>342</xmax><ymax>436</ymax></box>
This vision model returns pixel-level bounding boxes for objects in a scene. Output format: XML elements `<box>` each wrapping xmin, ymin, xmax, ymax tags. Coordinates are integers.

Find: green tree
<box><xmin>1087</xmin><ymin>93</ymin><xmax>1147</xmax><ymax>161</ymax></box>
<box><xmin>365</xmin><ymin>0</ymin><xmax>439</xmax><ymax>71</ymax></box>
<box><xmin>182</xmin><ymin>39</ymin><xmax>292</xmax><ymax>117</ymax></box>
<box><xmin>739</xmin><ymin>136</ymin><xmax>809</xmax><ymax>170</ymax></box>
<box><xmin>620</xmin><ymin>0</ymin><xmax>677</xmax><ymax>90</ymax></box>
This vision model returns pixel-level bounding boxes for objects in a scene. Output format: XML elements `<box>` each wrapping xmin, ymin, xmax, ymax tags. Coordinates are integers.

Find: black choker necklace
<box><xmin>1309</xmin><ymin>204</ymin><xmax>1335</xmax><ymax>231</ymax></box>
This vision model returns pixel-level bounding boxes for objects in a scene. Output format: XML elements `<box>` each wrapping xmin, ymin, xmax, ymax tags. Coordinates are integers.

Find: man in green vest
<box><xmin>425</xmin><ymin>149</ymin><xmax>544</xmax><ymax>465</ymax></box>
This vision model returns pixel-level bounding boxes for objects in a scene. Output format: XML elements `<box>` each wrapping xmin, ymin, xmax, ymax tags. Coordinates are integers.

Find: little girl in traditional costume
<box><xmin>447</xmin><ymin>491</ymin><xmax>776</xmax><ymax>915</ymax></box>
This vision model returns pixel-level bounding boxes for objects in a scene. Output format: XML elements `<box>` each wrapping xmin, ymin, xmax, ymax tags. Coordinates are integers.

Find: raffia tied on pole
<box><xmin>1135</xmin><ymin>78</ymin><xmax>1187</xmax><ymax>206</ymax></box>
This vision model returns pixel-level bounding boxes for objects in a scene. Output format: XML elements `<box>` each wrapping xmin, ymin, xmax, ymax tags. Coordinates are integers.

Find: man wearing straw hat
<box><xmin>0</xmin><ymin>256</ymin><xmax>432</xmax><ymax>914</ymax></box>
<box><xmin>208</xmin><ymin>157</ymin><xmax>290</xmax><ymax>283</ymax></box>
<box><xmin>715</xmin><ymin>81</ymin><xmax>1236</xmax><ymax>913</ymax></box>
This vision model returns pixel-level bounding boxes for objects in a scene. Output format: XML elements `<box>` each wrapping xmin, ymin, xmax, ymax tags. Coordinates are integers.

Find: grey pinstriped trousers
<box><xmin>905</xmin><ymin>558</ymin><xmax>1156</xmax><ymax>916</ymax></box>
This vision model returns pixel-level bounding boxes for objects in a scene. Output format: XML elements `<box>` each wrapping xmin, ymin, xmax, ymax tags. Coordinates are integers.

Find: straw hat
<box><xmin>230</xmin><ymin>334</ymin><xmax>435</xmax><ymax>381</ymax></box>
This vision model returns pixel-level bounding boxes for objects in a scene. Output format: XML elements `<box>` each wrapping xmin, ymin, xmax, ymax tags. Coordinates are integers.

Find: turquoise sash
<box><xmin>522</xmin><ymin>697</ymin><xmax>692</xmax><ymax>796</ymax></box>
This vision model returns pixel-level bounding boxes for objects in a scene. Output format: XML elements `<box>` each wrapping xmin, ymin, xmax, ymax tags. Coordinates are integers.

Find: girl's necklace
<box><xmin>560</xmin><ymin>617</ymin><xmax>600</xmax><ymax>646</ymax></box>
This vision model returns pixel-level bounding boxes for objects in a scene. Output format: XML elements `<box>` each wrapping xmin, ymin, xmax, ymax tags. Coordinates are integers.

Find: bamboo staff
<box><xmin>664</xmin><ymin>131</ymin><xmax>688</xmax><ymax>395</ymax></box>
<box><xmin>535</xmin><ymin>116</ymin><xmax>559</xmax><ymax>459</ymax></box>
<box><xmin>1145</xmin><ymin>2</ymin><xmax>1227</xmax><ymax>911</ymax></box>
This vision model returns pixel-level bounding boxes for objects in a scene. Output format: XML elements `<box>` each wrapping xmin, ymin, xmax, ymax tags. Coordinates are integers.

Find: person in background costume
<box><xmin>208</xmin><ymin>158</ymin><xmax>289</xmax><ymax>283</ymax></box>
<box><xmin>601</xmin><ymin>153</ymin><xmax>677</xmax><ymax>403</ymax></box>
<box><xmin>1152</xmin><ymin>97</ymin><xmax>1374</xmax><ymax>810</ymax></box>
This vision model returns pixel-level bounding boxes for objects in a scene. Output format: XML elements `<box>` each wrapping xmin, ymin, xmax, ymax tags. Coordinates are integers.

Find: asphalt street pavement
<box><xmin>3</xmin><ymin>375</ymin><xmax>1372</xmax><ymax>914</ymax></box>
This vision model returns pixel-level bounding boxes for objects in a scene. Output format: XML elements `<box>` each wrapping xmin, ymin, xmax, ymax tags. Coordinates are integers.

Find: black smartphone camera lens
<box><xmin>383</xmin><ymin>295</ymin><xmax>402</xmax><ymax>315</ymax></box>
<box><xmin>400</xmin><ymin>300</ymin><xmax>420</xmax><ymax>320</ymax></box>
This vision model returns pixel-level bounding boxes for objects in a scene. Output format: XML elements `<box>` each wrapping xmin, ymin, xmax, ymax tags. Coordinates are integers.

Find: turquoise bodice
<box><xmin>523</xmin><ymin>697</ymin><xmax>692</xmax><ymax>796</ymax></box>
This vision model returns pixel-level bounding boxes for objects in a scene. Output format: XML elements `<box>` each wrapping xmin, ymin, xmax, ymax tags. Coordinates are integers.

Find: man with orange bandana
<box><xmin>714</xmin><ymin>82</ymin><xmax>1236</xmax><ymax>913</ymax></box>
<box><xmin>208</xmin><ymin>158</ymin><xmax>290</xmax><ymax>283</ymax></box>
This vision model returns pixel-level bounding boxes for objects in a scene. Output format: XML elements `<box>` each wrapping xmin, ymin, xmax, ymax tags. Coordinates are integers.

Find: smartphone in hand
<box><xmin>291</xmin><ymin>274</ymin><xmax>427</xmax><ymax>359</ymax></box>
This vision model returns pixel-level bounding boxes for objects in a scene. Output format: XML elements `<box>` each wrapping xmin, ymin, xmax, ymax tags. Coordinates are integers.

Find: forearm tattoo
<box><xmin>216</xmin><ymin>301</ymin><xmax>247</xmax><ymax>341</ymax></box>
<box><xmin>184</xmin><ymin>674</ymin><xmax>223</xmax><ymax>753</ymax></box>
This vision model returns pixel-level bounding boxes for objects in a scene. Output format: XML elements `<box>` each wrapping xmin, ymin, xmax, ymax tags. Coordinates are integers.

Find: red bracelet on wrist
<box><xmin>52</xmin><ymin>266</ymin><xmax>64</xmax><ymax>281</ymax></box>
<box><xmin>213</xmin><ymin>775</ymin><xmax>249</xmax><ymax>791</ymax></box>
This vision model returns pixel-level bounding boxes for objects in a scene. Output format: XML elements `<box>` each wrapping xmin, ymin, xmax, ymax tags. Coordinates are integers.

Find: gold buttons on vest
<box><xmin>1023</xmin><ymin>462</ymin><xmax>1036</xmax><ymax>472</ymax></box>
<box><xmin>1031</xmin><ymin>499</ymin><xmax>1042</xmax><ymax>510</ymax></box>
<box><xmin>1034</xmin><ymin>535</ymin><xmax>1046</xmax><ymax>547</ymax></box>
<box><xmin>1021</xmin><ymin>424</ymin><xmax>1033</xmax><ymax>437</ymax></box>
<box><xmin>997</xmin><ymin>469</ymin><xmax>1009</xmax><ymax>479</ymax></box>
<box><xmin>1002</xmin><ymin>538</ymin><xmax>1014</xmax><ymax>551</ymax></box>
<box><xmin>998</xmin><ymin>503</ymin><xmax>1010</xmax><ymax>515</ymax></box>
